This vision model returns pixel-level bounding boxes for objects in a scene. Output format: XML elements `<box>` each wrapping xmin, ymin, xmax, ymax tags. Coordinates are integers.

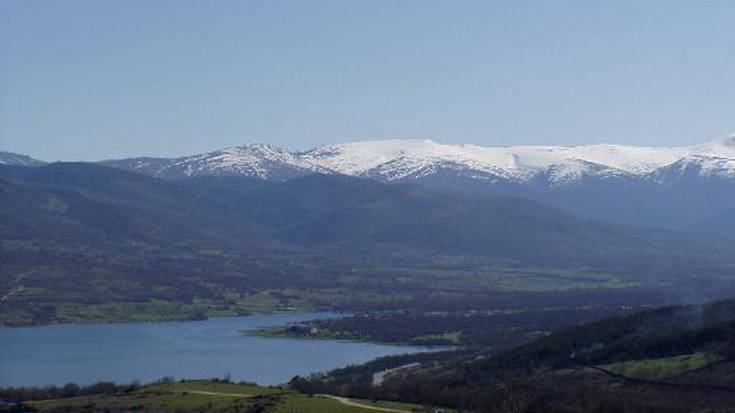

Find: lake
<box><xmin>0</xmin><ymin>313</ymin><xmax>433</xmax><ymax>387</ymax></box>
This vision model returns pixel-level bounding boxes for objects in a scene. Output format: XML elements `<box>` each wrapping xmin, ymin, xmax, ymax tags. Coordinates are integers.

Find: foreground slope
<box><xmin>3</xmin><ymin>380</ymin><xmax>415</xmax><ymax>413</ymax></box>
<box><xmin>300</xmin><ymin>299</ymin><xmax>735</xmax><ymax>412</ymax></box>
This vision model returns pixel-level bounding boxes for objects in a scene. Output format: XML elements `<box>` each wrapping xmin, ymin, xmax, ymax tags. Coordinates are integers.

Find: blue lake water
<box><xmin>0</xmin><ymin>313</ymin><xmax>432</xmax><ymax>387</ymax></box>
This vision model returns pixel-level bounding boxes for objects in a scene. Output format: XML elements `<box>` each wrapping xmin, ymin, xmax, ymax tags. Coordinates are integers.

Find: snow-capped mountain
<box><xmin>98</xmin><ymin>136</ymin><xmax>735</xmax><ymax>231</ymax></box>
<box><xmin>300</xmin><ymin>139</ymin><xmax>684</xmax><ymax>181</ymax></box>
<box><xmin>651</xmin><ymin>155</ymin><xmax>735</xmax><ymax>181</ymax></box>
<box><xmin>4</xmin><ymin>136</ymin><xmax>735</xmax><ymax>231</ymax></box>
<box><xmin>102</xmin><ymin>135</ymin><xmax>735</xmax><ymax>184</ymax></box>
<box><xmin>103</xmin><ymin>144</ymin><xmax>311</xmax><ymax>180</ymax></box>
<box><xmin>0</xmin><ymin>151</ymin><xmax>46</xmax><ymax>167</ymax></box>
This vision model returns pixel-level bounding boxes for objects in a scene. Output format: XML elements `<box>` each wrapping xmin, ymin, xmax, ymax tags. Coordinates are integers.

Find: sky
<box><xmin>1</xmin><ymin>1</ymin><xmax>734</xmax><ymax>161</ymax></box>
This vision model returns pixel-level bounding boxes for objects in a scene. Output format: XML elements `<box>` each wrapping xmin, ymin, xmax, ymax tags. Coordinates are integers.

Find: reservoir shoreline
<box><xmin>0</xmin><ymin>312</ymin><xmax>436</xmax><ymax>388</ymax></box>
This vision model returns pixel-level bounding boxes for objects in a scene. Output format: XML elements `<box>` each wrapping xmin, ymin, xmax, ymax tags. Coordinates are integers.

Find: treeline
<box><xmin>292</xmin><ymin>299</ymin><xmax>735</xmax><ymax>412</ymax></box>
<box><xmin>0</xmin><ymin>381</ymin><xmax>142</xmax><ymax>403</ymax></box>
<box><xmin>292</xmin><ymin>306</ymin><xmax>641</xmax><ymax>347</ymax></box>
<box><xmin>2</xmin><ymin>236</ymin><xmax>684</xmax><ymax>327</ymax></box>
<box><xmin>467</xmin><ymin>301</ymin><xmax>735</xmax><ymax>377</ymax></box>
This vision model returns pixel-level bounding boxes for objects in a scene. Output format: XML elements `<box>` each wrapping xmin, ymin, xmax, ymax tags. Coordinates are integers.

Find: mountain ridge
<box><xmin>6</xmin><ymin>136</ymin><xmax>735</xmax><ymax>182</ymax></box>
<box><xmin>6</xmin><ymin>137</ymin><xmax>735</xmax><ymax>230</ymax></box>
<box><xmin>94</xmin><ymin>136</ymin><xmax>735</xmax><ymax>183</ymax></box>
<box><xmin>3</xmin><ymin>162</ymin><xmax>729</xmax><ymax>269</ymax></box>
<box><xmin>0</xmin><ymin>151</ymin><xmax>46</xmax><ymax>167</ymax></box>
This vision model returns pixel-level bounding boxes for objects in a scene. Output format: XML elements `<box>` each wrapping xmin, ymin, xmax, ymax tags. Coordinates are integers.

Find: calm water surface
<box><xmin>0</xmin><ymin>313</ymin><xmax>432</xmax><ymax>387</ymax></box>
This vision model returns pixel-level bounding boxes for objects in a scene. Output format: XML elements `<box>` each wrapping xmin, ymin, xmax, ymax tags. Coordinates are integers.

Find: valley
<box><xmin>3</xmin><ymin>159</ymin><xmax>734</xmax><ymax>328</ymax></box>
<box><xmin>4</xmin><ymin>2</ymin><xmax>735</xmax><ymax>410</ymax></box>
<box><xmin>2</xmin><ymin>142</ymin><xmax>735</xmax><ymax>412</ymax></box>
<box><xmin>4</xmin><ymin>300</ymin><xmax>735</xmax><ymax>412</ymax></box>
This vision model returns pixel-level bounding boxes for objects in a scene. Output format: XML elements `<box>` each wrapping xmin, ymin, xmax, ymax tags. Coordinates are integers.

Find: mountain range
<box><xmin>2</xmin><ymin>163</ymin><xmax>709</xmax><ymax>268</ymax></box>
<box><xmin>7</xmin><ymin>137</ymin><xmax>734</xmax><ymax>182</ymax></box>
<box><xmin>96</xmin><ymin>136</ymin><xmax>735</xmax><ymax>183</ymax></box>
<box><xmin>4</xmin><ymin>136</ymin><xmax>735</xmax><ymax>230</ymax></box>
<box><xmin>3</xmin><ymin>140</ymin><xmax>735</xmax><ymax>326</ymax></box>
<box><xmin>3</xmin><ymin>143</ymin><xmax>734</xmax><ymax>409</ymax></box>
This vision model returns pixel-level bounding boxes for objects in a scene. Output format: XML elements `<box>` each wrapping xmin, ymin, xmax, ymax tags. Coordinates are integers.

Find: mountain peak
<box><xmin>233</xmin><ymin>142</ymin><xmax>284</xmax><ymax>151</ymax></box>
<box><xmin>653</xmin><ymin>154</ymin><xmax>735</xmax><ymax>180</ymax></box>
<box><xmin>99</xmin><ymin>136</ymin><xmax>735</xmax><ymax>183</ymax></box>
<box><xmin>0</xmin><ymin>151</ymin><xmax>46</xmax><ymax>167</ymax></box>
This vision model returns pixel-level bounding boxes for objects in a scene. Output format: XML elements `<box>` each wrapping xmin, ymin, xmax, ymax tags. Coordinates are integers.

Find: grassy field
<box><xmin>1</xmin><ymin>252</ymin><xmax>648</xmax><ymax>327</ymax></box>
<box><xmin>348</xmin><ymin>398</ymin><xmax>426</xmax><ymax>411</ymax></box>
<box><xmin>601</xmin><ymin>352</ymin><xmax>722</xmax><ymax>380</ymax></box>
<box><xmin>272</xmin><ymin>394</ymin><xmax>418</xmax><ymax>413</ymax></box>
<box><xmin>413</xmin><ymin>331</ymin><xmax>462</xmax><ymax>345</ymax></box>
<box><xmin>23</xmin><ymin>380</ymin><xmax>426</xmax><ymax>413</ymax></box>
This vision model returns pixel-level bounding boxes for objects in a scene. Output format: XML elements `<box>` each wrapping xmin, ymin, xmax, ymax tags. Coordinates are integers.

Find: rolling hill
<box><xmin>299</xmin><ymin>299</ymin><xmax>735</xmax><ymax>412</ymax></box>
<box><xmin>0</xmin><ymin>163</ymin><xmax>273</xmax><ymax>249</ymax></box>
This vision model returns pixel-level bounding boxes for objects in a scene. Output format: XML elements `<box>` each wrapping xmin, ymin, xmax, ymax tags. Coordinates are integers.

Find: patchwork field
<box><xmin>21</xmin><ymin>380</ymin><xmax>426</xmax><ymax>413</ymax></box>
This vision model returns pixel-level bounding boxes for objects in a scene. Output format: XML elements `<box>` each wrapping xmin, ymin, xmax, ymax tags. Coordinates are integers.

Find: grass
<box><xmin>272</xmin><ymin>394</ymin><xmax>388</xmax><ymax>413</ymax></box>
<box><xmin>1</xmin><ymin>261</ymin><xmax>641</xmax><ymax>327</ymax></box>
<box><xmin>481</xmin><ymin>267</ymin><xmax>638</xmax><ymax>292</ymax></box>
<box><xmin>152</xmin><ymin>380</ymin><xmax>280</xmax><ymax>395</ymax></box>
<box><xmin>413</xmin><ymin>331</ymin><xmax>462</xmax><ymax>344</ymax></box>
<box><xmin>0</xmin><ymin>291</ymin><xmax>318</xmax><ymax>327</ymax></box>
<box><xmin>346</xmin><ymin>265</ymin><xmax>636</xmax><ymax>293</ymax></box>
<box><xmin>55</xmin><ymin>300</ymin><xmax>206</xmax><ymax>323</ymax></box>
<box><xmin>601</xmin><ymin>352</ymin><xmax>722</xmax><ymax>380</ymax></box>
<box><xmin>29</xmin><ymin>391</ymin><xmax>247</xmax><ymax>413</ymax></box>
<box><xmin>350</xmin><ymin>398</ymin><xmax>425</xmax><ymax>411</ymax></box>
<box><xmin>26</xmin><ymin>380</ymin><xmax>268</xmax><ymax>413</ymax></box>
<box><xmin>25</xmin><ymin>380</ymin><xmax>408</xmax><ymax>413</ymax></box>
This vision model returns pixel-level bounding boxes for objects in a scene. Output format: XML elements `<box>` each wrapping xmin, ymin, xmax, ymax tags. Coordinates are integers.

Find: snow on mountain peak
<box><xmin>301</xmin><ymin>139</ymin><xmax>451</xmax><ymax>175</ymax></box>
<box><xmin>543</xmin><ymin>158</ymin><xmax>629</xmax><ymax>185</ymax></box>
<box><xmin>253</xmin><ymin>137</ymin><xmax>735</xmax><ymax>182</ymax></box>
<box><xmin>98</xmin><ymin>136</ymin><xmax>735</xmax><ymax>183</ymax></box>
<box><xmin>655</xmin><ymin>154</ymin><xmax>735</xmax><ymax>179</ymax></box>
<box><xmin>297</xmin><ymin>138</ymin><xmax>695</xmax><ymax>179</ymax></box>
<box><xmin>165</xmin><ymin>143</ymin><xmax>303</xmax><ymax>179</ymax></box>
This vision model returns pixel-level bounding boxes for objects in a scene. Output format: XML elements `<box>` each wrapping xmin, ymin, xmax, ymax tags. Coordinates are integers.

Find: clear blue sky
<box><xmin>1</xmin><ymin>0</ymin><xmax>734</xmax><ymax>161</ymax></box>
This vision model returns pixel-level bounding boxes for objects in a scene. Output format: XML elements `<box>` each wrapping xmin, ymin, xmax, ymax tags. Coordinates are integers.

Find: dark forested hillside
<box><xmin>2</xmin><ymin>163</ymin><xmax>733</xmax><ymax>268</ymax></box>
<box><xmin>296</xmin><ymin>299</ymin><xmax>735</xmax><ymax>412</ymax></box>
<box><xmin>0</xmin><ymin>163</ymin><xmax>274</xmax><ymax>248</ymax></box>
<box><xmin>221</xmin><ymin>173</ymin><xmax>733</xmax><ymax>268</ymax></box>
